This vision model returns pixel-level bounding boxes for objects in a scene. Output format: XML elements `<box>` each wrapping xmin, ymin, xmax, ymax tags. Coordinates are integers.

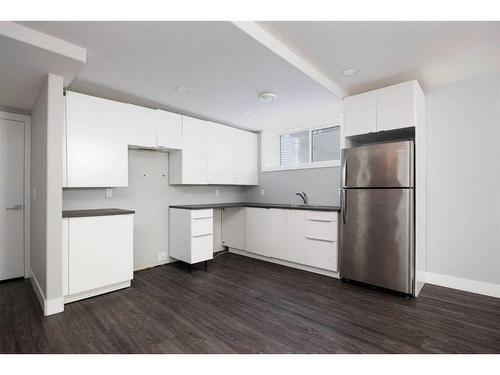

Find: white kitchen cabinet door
<box><xmin>126</xmin><ymin>103</ymin><xmax>157</xmax><ymax>148</ymax></box>
<box><xmin>68</xmin><ymin>215</ymin><xmax>134</xmax><ymax>295</ymax></box>
<box><xmin>265</xmin><ymin>209</ymin><xmax>287</xmax><ymax>259</ymax></box>
<box><xmin>170</xmin><ymin>116</ymin><xmax>208</xmax><ymax>184</ymax></box>
<box><xmin>156</xmin><ymin>110</ymin><xmax>182</xmax><ymax>150</ymax></box>
<box><xmin>65</xmin><ymin>92</ymin><xmax>128</xmax><ymax>187</ymax></box>
<box><xmin>246</xmin><ymin>208</ymin><xmax>286</xmax><ymax>259</ymax></box>
<box><xmin>221</xmin><ymin>207</ymin><xmax>246</xmax><ymax>250</ymax></box>
<box><xmin>62</xmin><ymin>218</ymin><xmax>69</xmax><ymax>296</ymax></box>
<box><xmin>236</xmin><ymin>130</ymin><xmax>258</xmax><ymax>185</ymax></box>
<box><xmin>207</xmin><ymin>122</ymin><xmax>237</xmax><ymax>185</ymax></box>
<box><xmin>344</xmin><ymin>90</ymin><xmax>377</xmax><ymax>137</ymax></box>
<box><xmin>376</xmin><ymin>80</ymin><xmax>416</xmax><ymax>131</ymax></box>
<box><xmin>286</xmin><ymin>210</ymin><xmax>305</xmax><ymax>264</ymax></box>
<box><xmin>245</xmin><ymin>207</ymin><xmax>264</xmax><ymax>255</ymax></box>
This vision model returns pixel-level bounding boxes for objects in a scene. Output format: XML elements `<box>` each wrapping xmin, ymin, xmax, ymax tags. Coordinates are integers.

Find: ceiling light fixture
<box><xmin>343</xmin><ymin>67</ymin><xmax>359</xmax><ymax>77</ymax></box>
<box><xmin>175</xmin><ymin>86</ymin><xmax>192</xmax><ymax>93</ymax></box>
<box><xmin>244</xmin><ymin>110</ymin><xmax>253</xmax><ymax>114</ymax></box>
<box><xmin>259</xmin><ymin>92</ymin><xmax>277</xmax><ymax>102</ymax></box>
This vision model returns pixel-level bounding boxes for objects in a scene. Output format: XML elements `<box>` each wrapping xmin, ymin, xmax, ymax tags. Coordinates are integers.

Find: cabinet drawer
<box><xmin>305</xmin><ymin>220</ymin><xmax>337</xmax><ymax>242</ymax></box>
<box><xmin>304</xmin><ymin>238</ymin><xmax>338</xmax><ymax>271</ymax></box>
<box><xmin>191</xmin><ymin>217</ymin><xmax>213</xmax><ymax>236</ymax></box>
<box><xmin>306</xmin><ymin>211</ymin><xmax>337</xmax><ymax>222</ymax></box>
<box><xmin>191</xmin><ymin>235</ymin><xmax>214</xmax><ymax>263</ymax></box>
<box><xmin>191</xmin><ymin>209</ymin><xmax>213</xmax><ymax>219</ymax></box>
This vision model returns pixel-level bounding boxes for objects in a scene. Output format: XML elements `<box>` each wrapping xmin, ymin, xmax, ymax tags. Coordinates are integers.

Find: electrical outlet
<box><xmin>158</xmin><ymin>252</ymin><xmax>168</xmax><ymax>262</ymax></box>
<box><xmin>215</xmin><ymin>189</ymin><xmax>220</xmax><ymax>196</ymax></box>
<box><xmin>260</xmin><ymin>189</ymin><xmax>265</xmax><ymax>196</ymax></box>
<box><xmin>105</xmin><ymin>188</ymin><xmax>113</xmax><ymax>198</ymax></box>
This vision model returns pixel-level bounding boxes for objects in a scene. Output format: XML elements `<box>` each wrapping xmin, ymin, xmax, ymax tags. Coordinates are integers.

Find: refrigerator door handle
<box><xmin>342</xmin><ymin>154</ymin><xmax>348</xmax><ymax>187</ymax></box>
<box><xmin>342</xmin><ymin>189</ymin><xmax>348</xmax><ymax>224</ymax></box>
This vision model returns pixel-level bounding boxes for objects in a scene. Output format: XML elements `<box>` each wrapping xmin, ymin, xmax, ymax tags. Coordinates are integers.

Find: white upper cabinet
<box><xmin>344</xmin><ymin>90</ymin><xmax>377</xmax><ymax>137</ymax></box>
<box><xmin>127</xmin><ymin>106</ymin><xmax>182</xmax><ymax>150</ymax></box>
<box><xmin>170</xmin><ymin>115</ymin><xmax>258</xmax><ymax>186</ymax></box>
<box><xmin>376</xmin><ymin>81</ymin><xmax>416</xmax><ymax>131</ymax></box>
<box><xmin>156</xmin><ymin>110</ymin><xmax>182</xmax><ymax>150</ymax></box>
<box><xmin>236</xmin><ymin>130</ymin><xmax>258</xmax><ymax>185</ymax></box>
<box><xmin>207</xmin><ymin>121</ymin><xmax>237</xmax><ymax>185</ymax></box>
<box><xmin>65</xmin><ymin>91</ymin><xmax>128</xmax><ymax>187</ymax></box>
<box><xmin>169</xmin><ymin>116</ymin><xmax>208</xmax><ymax>185</ymax></box>
<box><xmin>65</xmin><ymin>91</ymin><xmax>257</xmax><ymax>187</ymax></box>
<box><xmin>126</xmin><ymin>103</ymin><xmax>157</xmax><ymax>149</ymax></box>
<box><xmin>344</xmin><ymin>80</ymin><xmax>422</xmax><ymax>137</ymax></box>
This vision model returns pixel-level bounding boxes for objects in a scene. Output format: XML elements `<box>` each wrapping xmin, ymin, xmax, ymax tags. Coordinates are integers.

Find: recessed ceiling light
<box><xmin>259</xmin><ymin>92</ymin><xmax>277</xmax><ymax>102</ymax></box>
<box><xmin>175</xmin><ymin>86</ymin><xmax>192</xmax><ymax>93</ymax></box>
<box><xmin>343</xmin><ymin>67</ymin><xmax>359</xmax><ymax>77</ymax></box>
<box><xmin>244</xmin><ymin>110</ymin><xmax>253</xmax><ymax>114</ymax></box>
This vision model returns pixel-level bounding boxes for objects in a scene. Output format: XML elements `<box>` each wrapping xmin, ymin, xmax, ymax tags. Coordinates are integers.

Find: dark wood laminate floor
<box><xmin>1</xmin><ymin>253</ymin><xmax>500</xmax><ymax>354</ymax></box>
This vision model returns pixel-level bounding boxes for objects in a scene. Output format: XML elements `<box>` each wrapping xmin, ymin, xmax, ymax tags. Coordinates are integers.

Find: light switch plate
<box><xmin>260</xmin><ymin>189</ymin><xmax>265</xmax><ymax>196</ymax></box>
<box><xmin>215</xmin><ymin>189</ymin><xmax>220</xmax><ymax>196</ymax></box>
<box><xmin>105</xmin><ymin>188</ymin><xmax>112</xmax><ymax>198</ymax></box>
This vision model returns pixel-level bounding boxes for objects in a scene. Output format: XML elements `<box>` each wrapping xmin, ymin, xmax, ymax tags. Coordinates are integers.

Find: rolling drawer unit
<box><xmin>169</xmin><ymin>208</ymin><xmax>214</xmax><ymax>264</ymax></box>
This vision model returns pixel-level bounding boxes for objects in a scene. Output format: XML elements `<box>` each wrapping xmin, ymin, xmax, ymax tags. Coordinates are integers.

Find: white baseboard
<box><xmin>30</xmin><ymin>271</ymin><xmax>45</xmax><ymax>311</ymax></box>
<box><xmin>426</xmin><ymin>272</ymin><xmax>500</xmax><ymax>299</ymax></box>
<box><xmin>229</xmin><ymin>248</ymin><xmax>340</xmax><ymax>279</ymax></box>
<box><xmin>30</xmin><ymin>270</ymin><xmax>64</xmax><ymax>316</ymax></box>
<box><xmin>64</xmin><ymin>280</ymin><xmax>131</xmax><ymax>304</ymax></box>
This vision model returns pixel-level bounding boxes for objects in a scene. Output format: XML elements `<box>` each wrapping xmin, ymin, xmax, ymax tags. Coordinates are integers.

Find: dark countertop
<box><xmin>62</xmin><ymin>208</ymin><xmax>136</xmax><ymax>218</ymax></box>
<box><xmin>169</xmin><ymin>202</ymin><xmax>341</xmax><ymax>212</ymax></box>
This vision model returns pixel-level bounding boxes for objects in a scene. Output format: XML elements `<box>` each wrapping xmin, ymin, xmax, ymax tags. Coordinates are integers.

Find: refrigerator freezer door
<box><xmin>342</xmin><ymin>188</ymin><xmax>413</xmax><ymax>294</ymax></box>
<box><xmin>342</xmin><ymin>141</ymin><xmax>413</xmax><ymax>188</ymax></box>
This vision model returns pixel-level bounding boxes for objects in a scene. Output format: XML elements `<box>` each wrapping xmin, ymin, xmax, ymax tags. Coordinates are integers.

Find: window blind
<box><xmin>312</xmin><ymin>126</ymin><xmax>341</xmax><ymax>162</ymax></box>
<box><xmin>280</xmin><ymin>130</ymin><xmax>310</xmax><ymax>166</ymax></box>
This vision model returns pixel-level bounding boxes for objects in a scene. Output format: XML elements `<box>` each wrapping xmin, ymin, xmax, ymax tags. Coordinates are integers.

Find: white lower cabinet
<box><xmin>286</xmin><ymin>210</ymin><xmax>306</xmax><ymax>264</ymax></box>
<box><xmin>245</xmin><ymin>208</ymin><xmax>286</xmax><ymax>259</ymax></box>
<box><xmin>62</xmin><ymin>214</ymin><xmax>134</xmax><ymax>302</ymax></box>
<box><xmin>221</xmin><ymin>207</ymin><xmax>246</xmax><ymax>250</ymax></box>
<box><xmin>286</xmin><ymin>210</ymin><xmax>338</xmax><ymax>272</ymax></box>
<box><xmin>304</xmin><ymin>239</ymin><xmax>338</xmax><ymax>271</ymax></box>
<box><xmin>222</xmin><ymin>207</ymin><xmax>339</xmax><ymax>273</ymax></box>
<box><xmin>169</xmin><ymin>208</ymin><xmax>214</xmax><ymax>264</ymax></box>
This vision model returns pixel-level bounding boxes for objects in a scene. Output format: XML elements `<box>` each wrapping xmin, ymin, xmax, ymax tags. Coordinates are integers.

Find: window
<box><xmin>279</xmin><ymin>125</ymin><xmax>341</xmax><ymax>167</ymax></box>
<box><xmin>312</xmin><ymin>126</ymin><xmax>341</xmax><ymax>162</ymax></box>
<box><xmin>280</xmin><ymin>130</ymin><xmax>310</xmax><ymax>166</ymax></box>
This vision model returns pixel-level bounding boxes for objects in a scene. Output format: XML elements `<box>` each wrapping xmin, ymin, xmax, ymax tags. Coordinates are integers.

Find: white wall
<box><xmin>63</xmin><ymin>149</ymin><xmax>246</xmax><ymax>271</ymax></box>
<box><xmin>426</xmin><ymin>72</ymin><xmax>500</xmax><ymax>294</ymax></box>
<box><xmin>245</xmin><ymin>167</ymin><xmax>340</xmax><ymax>206</ymax></box>
<box><xmin>30</xmin><ymin>73</ymin><xmax>64</xmax><ymax>315</ymax></box>
<box><xmin>30</xmin><ymin>79</ymin><xmax>48</xmax><ymax>295</ymax></box>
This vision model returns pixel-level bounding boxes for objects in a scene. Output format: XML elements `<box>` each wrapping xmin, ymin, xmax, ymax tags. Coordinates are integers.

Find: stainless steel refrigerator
<box><xmin>341</xmin><ymin>140</ymin><xmax>415</xmax><ymax>295</ymax></box>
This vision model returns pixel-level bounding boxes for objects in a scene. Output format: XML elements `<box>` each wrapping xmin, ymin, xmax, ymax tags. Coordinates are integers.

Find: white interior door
<box><xmin>0</xmin><ymin>118</ymin><xmax>25</xmax><ymax>281</ymax></box>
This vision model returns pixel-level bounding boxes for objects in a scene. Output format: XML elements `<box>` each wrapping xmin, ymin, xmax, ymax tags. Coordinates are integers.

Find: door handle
<box><xmin>342</xmin><ymin>153</ymin><xmax>348</xmax><ymax>187</ymax></box>
<box><xmin>6</xmin><ymin>204</ymin><xmax>23</xmax><ymax>211</ymax></box>
<box><xmin>342</xmin><ymin>190</ymin><xmax>347</xmax><ymax>224</ymax></box>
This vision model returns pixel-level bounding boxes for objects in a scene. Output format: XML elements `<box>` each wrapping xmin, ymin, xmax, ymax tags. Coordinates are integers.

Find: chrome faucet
<box><xmin>296</xmin><ymin>192</ymin><xmax>308</xmax><ymax>205</ymax></box>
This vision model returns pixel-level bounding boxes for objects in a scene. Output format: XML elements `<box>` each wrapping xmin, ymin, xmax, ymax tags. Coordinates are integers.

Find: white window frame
<box><xmin>261</xmin><ymin>120</ymin><xmax>342</xmax><ymax>172</ymax></box>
